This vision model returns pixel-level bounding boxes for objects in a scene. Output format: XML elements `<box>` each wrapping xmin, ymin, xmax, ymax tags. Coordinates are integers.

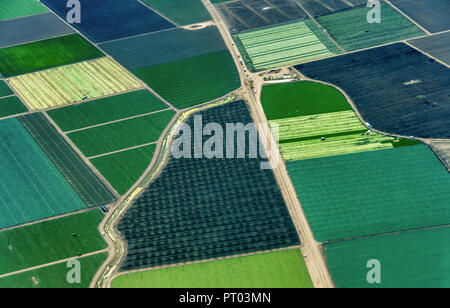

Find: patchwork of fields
<box><xmin>9</xmin><ymin>57</ymin><xmax>143</xmax><ymax>110</ymax></box>
<box><xmin>234</xmin><ymin>20</ymin><xmax>340</xmax><ymax>71</ymax></box>
<box><xmin>0</xmin><ymin>0</ymin><xmax>47</xmax><ymax>21</ymax></box>
<box><xmin>112</xmin><ymin>249</ymin><xmax>312</xmax><ymax>288</ymax></box>
<box><xmin>141</xmin><ymin>0</ymin><xmax>212</xmax><ymax>26</ymax></box>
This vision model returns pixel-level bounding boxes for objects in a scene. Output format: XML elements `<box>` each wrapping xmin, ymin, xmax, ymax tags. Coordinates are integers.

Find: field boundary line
<box><xmin>64</xmin><ymin>108</ymin><xmax>172</xmax><ymax>134</ymax></box>
<box><xmin>0</xmin><ymin>31</ymin><xmax>75</xmax><ymax>50</ymax></box>
<box><xmin>0</xmin><ymin>249</ymin><xmax>108</xmax><ymax>279</ymax></box>
<box><xmin>404</xmin><ymin>41</ymin><xmax>450</xmax><ymax>69</ymax></box>
<box><xmin>86</xmin><ymin>141</ymin><xmax>159</xmax><ymax>160</ymax></box>
<box><xmin>384</xmin><ymin>0</ymin><xmax>432</xmax><ymax>35</ymax></box>
<box><xmin>0</xmin><ymin>11</ymin><xmax>49</xmax><ymax>23</ymax></box>
<box><xmin>136</xmin><ymin>0</ymin><xmax>180</xmax><ymax>28</ymax></box>
<box><xmin>110</xmin><ymin>245</ymin><xmax>301</xmax><ymax>283</ymax></box>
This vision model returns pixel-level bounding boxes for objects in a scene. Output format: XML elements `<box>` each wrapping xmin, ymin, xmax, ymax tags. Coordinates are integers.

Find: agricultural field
<box><xmin>0</xmin><ymin>13</ymin><xmax>74</xmax><ymax>49</ymax></box>
<box><xmin>9</xmin><ymin>57</ymin><xmax>143</xmax><ymax>111</ymax></box>
<box><xmin>325</xmin><ymin>226</ymin><xmax>450</xmax><ymax>288</ymax></box>
<box><xmin>112</xmin><ymin>249</ymin><xmax>312</xmax><ymax>288</ymax></box>
<box><xmin>430</xmin><ymin>141</ymin><xmax>450</xmax><ymax>171</ymax></box>
<box><xmin>19</xmin><ymin>113</ymin><xmax>117</xmax><ymax>206</ymax></box>
<box><xmin>297</xmin><ymin>0</ymin><xmax>366</xmax><ymax>17</ymax></box>
<box><xmin>141</xmin><ymin>0</ymin><xmax>211</xmax><ymax>26</ymax></box>
<box><xmin>91</xmin><ymin>144</ymin><xmax>157</xmax><ymax>196</ymax></box>
<box><xmin>409</xmin><ymin>31</ymin><xmax>450</xmax><ymax>66</ymax></box>
<box><xmin>133</xmin><ymin>50</ymin><xmax>240</xmax><ymax>109</ymax></box>
<box><xmin>295</xmin><ymin>43</ymin><xmax>450</xmax><ymax>139</ymax></box>
<box><xmin>390</xmin><ymin>0</ymin><xmax>450</xmax><ymax>33</ymax></box>
<box><xmin>287</xmin><ymin>145</ymin><xmax>450</xmax><ymax>242</ymax></box>
<box><xmin>261</xmin><ymin>81</ymin><xmax>350</xmax><ymax>120</ymax></box>
<box><xmin>118</xmin><ymin>101</ymin><xmax>299</xmax><ymax>271</ymax></box>
<box><xmin>0</xmin><ymin>81</ymin><xmax>13</xmax><ymax>97</ymax></box>
<box><xmin>315</xmin><ymin>3</ymin><xmax>425</xmax><ymax>51</ymax></box>
<box><xmin>0</xmin><ymin>252</ymin><xmax>107</xmax><ymax>288</ymax></box>
<box><xmin>0</xmin><ymin>118</ymin><xmax>86</xmax><ymax>229</ymax></box>
<box><xmin>0</xmin><ymin>0</ymin><xmax>47</xmax><ymax>21</ymax></box>
<box><xmin>99</xmin><ymin>27</ymin><xmax>227</xmax><ymax>70</ymax></box>
<box><xmin>215</xmin><ymin>0</ymin><xmax>308</xmax><ymax>33</ymax></box>
<box><xmin>47</xmin><ymin>90</ymin><xmax>168</xmax><ymax>132</ymax></box>
<box><xmin>234</xmin><ymin>20</ymin><xmax>340</xmax><ymax>71</ymax></box>
<box><xmin>67</xmin><ymin>109</ymin><xmax>175</xmax><ymax>158</ymax></box>
<box><xmin>0</xmin><ymin>34</ymin><xmax>104</xmax><ymax>77</ymax></box>
<box><xmin>40</xmin><ymin>0</ymin><xmax>176</xmax><ymax>43</ymax></box>
<box><xmin>0</xmin><ymin>209</ymin><xmax>107</xmax><ymax>275</ymax></box>
<box><xmin>0</xmin><ymin>96</ymin><xmax>28</xmax><ymax>118</ymax></box>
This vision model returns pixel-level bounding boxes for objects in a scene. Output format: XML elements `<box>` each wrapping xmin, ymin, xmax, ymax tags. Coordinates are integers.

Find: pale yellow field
<box><xmin>8</xmin><ymin>57</ymin><xmax>143</xmax><ymax>111</ymax></box>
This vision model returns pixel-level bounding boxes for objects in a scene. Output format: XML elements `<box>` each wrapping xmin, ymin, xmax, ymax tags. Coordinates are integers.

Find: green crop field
<box><xmin>234</xmin><ymin>20</ymin><xmax>340</xmax><ymax>71</ymax></box>
<box><xmin>48</xmin><ymin>90</ymin><xmax>168</xmax><ymax>132</ymax></box>
<box><xmin>133</xmin><ymin>50</ymin><xmax>240</xmax><ymax>109</ymax></box>
<box><xmin>91</xmin><ymin>144</ymin><xmax>156</xmax><ymax>195</ymax></box>
<box><xmin>0</xmin><ymin>81</ymin><xmax>13</xmax><ymax>97</ymax></box>
<box><xmin>0</xmin><ymin>96</ymin><xmax>27</xmax><ymax>117</ymax></box>
<box><xmin>0</xmin><ymin>118</ymin><xmax>86</xmax><ymax>229</ymax></box>
<box><xmin>0</xmin><ymin>0</ymin><xmax>47</xmax><ymax>21</ymax></box>
<box><xmin>0</xmin><ymin>34</ymin><xmax>104</xmax><ymax>77</ymax></box>
<box><xmin>0</xmin><ymin>209</ymin><xmax>106</xmax><ymax>275</ymax></box>
<box><xmin>0</xmin><ymin>252</ymin><xmax>107</xmax><ymax>288</ymax></box>
<box><xmin>68</xmin><ymin>110</ymin><xmax>174</xmax><ymax>157</ymax></box>
<box><xmin>325</xmin><ymin>226</ymin><xmax>450</xmax><ymax>288</ymax></box>
<box><xmin>9</xmin><ymin>57</ymin><xmax>143</xmax><ymax>110</ymax></box>
<box><xmin>112</xmin><ymin>249</ymin><xmax>312</xmax><ymax>288</ymax></box>
<box><xmin>141</xmin><ymin>0</ymin><xmax>211</xmax><ymax>25</ymax></box>
<box><xmin>287</xmin><ymin>145</ymin><xmax>450</xmax><ymax>242</ymax></box>
<box><xmin>317</xmin><ymin>4</ymin><xmax>425</xmax><ymax>51</ymax></box>
<box><xmin>261</xmin><ymin>81</ymin><xmax>351</xmax><ymax>120</ymax></box>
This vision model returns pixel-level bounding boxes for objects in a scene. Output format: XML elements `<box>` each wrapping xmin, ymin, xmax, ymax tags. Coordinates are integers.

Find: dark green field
<box><xmin>261</xmin><ymin>81</ymin><xmax>351</xmax><ymax>120</ymax></box>
<box><xmin>91</xmin><ymin>145</ymin><xmax>156</xmax><ymax>195</ymax></box>
<box><xmin>141</xmin><ymin>0</ymin><xmax>211</xmax><ymax>25</ymax></box>
<box><xmin>133</xmin><ymin>50</ymin><xmax>240</xmax><ymax>109</ymax></box>
<box><xmin>0</xmin><ymin>209</ymin><xmax>107</xmax><ymax>275</ymax></box>
<box><xmin>68</xmin><ymin>110</ymin><xmax>175</xmax><ymax>157</ymax></box>
<box><xmin>0</xmin><ymin>81</ymin><xmax>13</xmax><ymax>97</ymax></box>
<box><xmin>325</xmin><ymin>226</ymin><xmax>450</xmax><ymax>288</ymax></box>
<box><xmin>0</xmin><ymin>34</ymin><xmax>104</xmax><ymax>77</ymax></box>
<box><xmin>287</xmin><ymin>145</ymin><xmax>450</xmax><ymax>242</ymax></box>
<box><xmin>317</xmin><ymin>4</ymin><xmax>425</xmax><ymax>51</ymax></box>
<box><xmin>48</xmin><ymin>90</ymin><xmax>168</xmax><ymax>132</ymax></box>
<box><xmin>0</xmin><ymin>96</ymin><xmax>27</xmax><ymax>117</ymax></box>
<box><xmin>0</xmin><ymin>253</ymin><xmax>107</xmax><ymax>288</ymax></box>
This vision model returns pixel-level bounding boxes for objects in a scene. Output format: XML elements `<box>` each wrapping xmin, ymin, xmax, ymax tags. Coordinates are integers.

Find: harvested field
<box><xmin>429</xmin><ymin>141</ymin><xmax>450</xmax><ymax>170</ymax></box>
<box><xmin>133</xmin><ymin>50</ymin><xmax>240</xmax><ymax>109</ymax></box>
<box><xmin>99</xmin><ymin>27</ymin><xmax>226</xmax><ymax>70</ymax></box>
<box><xmin>297</xmin><ymin>0</ymin><xmax>366</xmax><ymax>17</ymax></box>
<box><xmin>91</xmin><ymin>145</ymin><xmax>157</xmax><ymax>196</ymax></box>
<box><xmin>48</xmin><ymin>90</ymin><xmax>168</xmax><ymax>132</ymax></box>
<box><xmin>141</xmin><ymin>0</ymin><xmax>211</xmax><ymax>25</ymax></box>
<box><xmin>390</xmin><ymin>0</ymin><xmax>450</xmax><ymax>33</ymax></box>
<box><xmin>215</xmin><ymin>0</ymin><xmax>308</xmax><ymax>33</ymax></box>
<box><xmin>0</xmin><ymin>34</ymin><xmax>104</xmax><ymax>77</ymax></box>
<box><xmin>113</xmin><ymin>249</ymin><xmax>312</xmax><ymax>288</ymax></box>
<box><xmin>316</xmin><ymin>3</ymin><xmax>425</xmax><ymax>51</ymax></box>
<box><xmin>0</xmin><ymin>12</ymin><xmax>74</xmax><ymax>49</ymax></box>
<box><xmin>19</xmin><ymin>113</ymin><xmax>117</xmax><ymax>206</ymax></box>
<box><xmin>0</xmin><ymin>252</ymin><xmax>107</xmax><ymax>288</ymax></box>
<box><xmin>0</xmin><ymin>96</ymin><xmax>27</xmax><ymax>118</ymax></box>
<box><xmin>234</xmin><ymin>20</ymin><xmax>340</xmax><ymax>71</ymax></box>
<box><xmin>0</xmin><ymin>0</ymin><xmax>47</xmax><ymax>21</ymax></box>
<box><xmin>0</xmin><ymin>209</ymin><xmax>106</xmax><ymax>275</ymax></box>
<box><xmin>325</xmin><ymin>226</ymin><xmax>450</xmax><ymax>288</ymax></box>
<box><xmin>409</xmin><ymin>31</ymin><xmax>450</xmax><ymax>66</ymax></box>
<box><xmin>287</xmin><ymin>145</ymin><xmax>450</xmax><ymax>242</ymax></box>
<box><xmin>0</xmin><ymin>118</ymin><xmax>86</xmax><ymax>230</ymax></box>
<box><xmin>118</xmin><ymin>101</ymin><xmax>299</xmax><ymax>271</ymax></box>
<box><xmin>41</xmin><ymin>0</ymin><xmax>176</xmax><ymax>43</ymax></box>
<box><xmin>261</xmin><ymin>81</ymin><xmax>351</xmax><ymax>120</ymax></box>
<box><xmin>67</xmin><ymin>110</ymin><xmax>175</xmax><ymax>158</ymax></box>
<box><xmin>9</xmin><ymin>57</ymin><xmax>143</xmax><ymax>111</ymax></box>
<box><xmin>0</xmin><ymin>81</ymin><xmax>13</xmax><ymax>97</ymax></box>
<box><xmin>295</xmin><ymin>43</ymin><xmax>450</xmax><ymax>139</ymax></box>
